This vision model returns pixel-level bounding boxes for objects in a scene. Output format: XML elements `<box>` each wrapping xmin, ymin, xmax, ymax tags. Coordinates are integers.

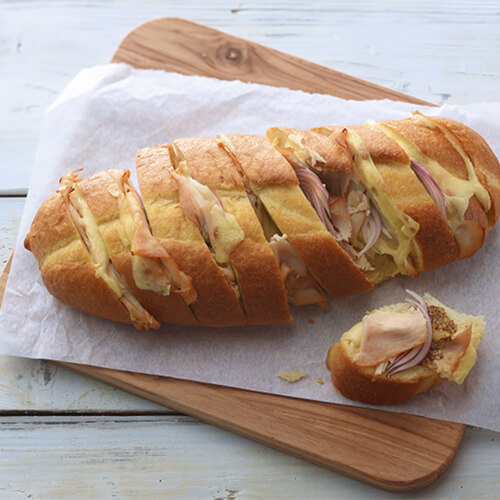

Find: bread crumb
<box><xmin>278</xmin><ymin>370</ymin><xmax>307</xmax><ymax>383</ymax></box>
<box><xmin>317</xmin><ymin>377</ymin><xmax>324</xmax><ymax>385</ymax></box>
<box><xmin>308</xmin><ymin>319</ymin><xmax>315</xmax><ymax>324</ymax></box>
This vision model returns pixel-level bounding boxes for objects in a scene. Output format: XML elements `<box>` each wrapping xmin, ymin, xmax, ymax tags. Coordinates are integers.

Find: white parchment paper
<box><xmin>1</xmin><ymin>64</ymin><xmax>499</xmax><ymax>431</ymax></box>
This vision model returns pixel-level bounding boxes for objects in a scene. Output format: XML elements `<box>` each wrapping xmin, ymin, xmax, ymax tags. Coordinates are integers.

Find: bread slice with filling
<box><xmin>372</xmin><ymin>114</ymin><xmax>495</xmax><ymax>258</ymax></box>
<box><xmin>314</xmin><ymin>124</ymin><xmax>459</xmax><ymax>279</ymax></box>
<box><xmin>172</xmin><ymin>136</ymin><xmax>291</xmax><ymax>325</ymax></box>
<box><xmin>225</xmin><ymin>134</ymin><xmax>373</xmax><ymax>299</ymax></box>
<box><xmin>326</xmin><ymin>293</ymin><xmax>484</xmax><ymax>405</ymax></box>
<box><xmin>136</xmin><ymin>145</ymin><xmax>246</xmax><ymax>327</ymax></box>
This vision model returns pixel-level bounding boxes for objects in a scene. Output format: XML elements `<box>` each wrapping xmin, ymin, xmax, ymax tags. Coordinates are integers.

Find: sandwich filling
<box><xmin>370</xmin><ymin>115</ymin><xmax>491</xmax><ymax>252</ymax></box>
<box><xmin>217</xmin><ymin>135</ymin><xmax>326</xmax><ymax>308</ymax></box>
<box><xmin>58</xmin><ymin>171</ymin><xmax>159</xmax><ymax>330</ymax></box>
<box><xmin>171</xmin><ymin>145</ymin><xmax>245</xmax><ymax>297</ymax></box>
<box><xmin>269</xmin><ymin>234</ymin><xmax>326</xmax><ymax>310</ymax></box>
<box><xmin>344</xmin><ymin>129</ymin><xmax>420</xmax><ymax>276</ymax></box>
<box><xmin>271</xmin><ymin>131</ymin><xmax>413</xmax><ymax>277</ymax></box>
<box><xmin>352</xmin><ymin>291</ymin><xmax>483</xmax><ymax>382</ymax></box>
<box><xmin>105</xmin><ymin>170</ymin><xmax>196</xmax><ymax>304</ymax></box>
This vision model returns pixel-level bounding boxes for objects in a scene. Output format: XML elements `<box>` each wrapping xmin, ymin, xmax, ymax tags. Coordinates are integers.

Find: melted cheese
<box><xmin>58</xmin><ymin>173</ymin><xmax>159</xmax><ymax>330</ymax></box>
<box><xmin>270</xmin><ymin>132</ymin><xmax>326</xmax><ymax>170</ymax></box>
<box><xmin>177</xmin><ymin>174</ymin><xmax>245</xmax><ymax>264</ymax></box>
<box><xmin>346</xmin><ymin>129</ymin><xmax>420</xmax><ymax>274</ymax></box>
<box><xmin>216</xmin><ymin>135</ymin><xmax>280</xmax><ymax>240</ymax></box>
<box><xmin>353</xmin><ymin>309</ymin><xmax>427</xmax><ymax>367</ymax></box>
<box><xmin>412</xmin><ymin>113</ymin><xmax>491</xmax><ymax>211</ymax></box>
<box><xmin>105</xmin><ymin>171</ymin><xmax>196</xmax><ymax>304</ymax></box>
<box><xmin>370</xmin><ymin>119</ymin><xmax>490</xmax><ymax>232</ymax></box>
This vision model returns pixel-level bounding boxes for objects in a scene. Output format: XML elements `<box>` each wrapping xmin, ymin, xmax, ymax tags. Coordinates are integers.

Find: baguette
<box><xmin>24</xmin><ymin>115</ymin><xmax>500</xmax><ymax>328</ymax></box>
<box><xmin>326</xmin><ymin>292</ymin><xmax>484</xmax><ymax>405</ymax></box>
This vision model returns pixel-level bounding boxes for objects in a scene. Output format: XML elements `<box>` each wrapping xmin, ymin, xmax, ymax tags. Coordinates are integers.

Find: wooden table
<box><xmin>1</xmin><ymin>2</ymin><xmax>499</xmax><ymax>497</ymax></box>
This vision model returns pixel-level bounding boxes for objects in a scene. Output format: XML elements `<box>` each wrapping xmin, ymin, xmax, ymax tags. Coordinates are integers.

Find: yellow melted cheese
<box><xmin>270</xmin><ymin>131</ymin><xmax>326</xmax><ymax>169</ymax></box>
<box><xmin>346</xmin><ymin>129</ymin><xmax>420</xmax><ymax>274</ymax></box>
<box><xmin>66</xmin><ymin>185</ymin><xmax>123</xmax><ymax>298</ymax></box>
<box><xmin>176</xmin><ymin>165</ymin><xmax>245</xmax><ymax>265</ymax></box>
<box><xmin>369</xmin><ymin>119</ymin><xmax>490</xmax><ymax>232</ymax></box>
<box><xmin>59</xmin><ymin>179</ymin><xmax>159</xmax><ymax>329</ymax></box>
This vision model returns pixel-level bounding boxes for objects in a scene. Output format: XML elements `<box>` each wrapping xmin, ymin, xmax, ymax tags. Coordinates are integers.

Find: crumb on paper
<box><xmin>278</xmin><ymin>370</ymin><xmax>307</xmax><ymax>383</ymax></box>
<box><xmin>317</xmin><ymin>377</ymin><xmax>324</xmax><ymax>385</ymax></box>
<box><xmin>308</xmin><ymin>319</ymin><xmax>315</xmax><ymax>324</ymax></box>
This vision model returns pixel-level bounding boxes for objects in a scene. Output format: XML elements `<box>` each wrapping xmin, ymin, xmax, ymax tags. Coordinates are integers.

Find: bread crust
<box><xmin>228</xmin><ymin>134</ymin><xmax>373</xmax><ymax>298</ymax></box>
<box><xmin>173</xmin><ymin>137</ymin><xmax>291</xmax><ymax>324</ymax></box>
<box><xmin>267</xmin><ymin>127</ymin><xmax>354</xmax><ymax>173</ymax></box>
<box><xmin>381</xmin><ymin>119</ymin><xmax>491</xmax><ymax>256</ymax></box>
<box><xmin>24</xmin><ymin>116</ymin><xmax>500</xmax><ymax>329</ymax></box>
<box><xmin>26</xmin><ymin>195</ymin><xmax>135</xmax><ymax>325</ymax></box>
<box><xmin>74</xmin><ymin>171</ymin><xmax>198</xmax><ymax>326</ymax></box>
<box><xmin>136</xmin><ymin>146</ymin><xmax>247</xmax><ymax>327</ymax></box>
<box><xmin>326</xmin><ymin>341</ymin><xmax>442</xmax><ymax>405</ymax></box>
<box><xmin>433</xmin><ymin>117</ymin><xmax>500</xmax><ymax>225</ymax></box>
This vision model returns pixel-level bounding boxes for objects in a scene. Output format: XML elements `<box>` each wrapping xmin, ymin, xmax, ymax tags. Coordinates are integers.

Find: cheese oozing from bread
<box><xmin>345</xmin><ymin>129</ymin><xmax>420</xmax><ymax>276</ymax></box>
<box><xmin>173</xmin><ymin>149</ymin><xmax>245</xmax><ymax>266</ymax></box>
<box><xmin>58</xmin><ymin>171</ymin><xmax>159</xmax><ymax>330</ymax></box>
<box><xmin>218</xmin><ymin>134</ymin><xmax>325</xmax><ymax>310</ymax></box>
<box><xmin>371</xmin><ymin>116</ymin><xmax>491</xmax><ymax>235</ymax></box>
<box><xmin>105</xmin><ymin>170</ymin><xmax>196</xmax><ymax>304</ymax></box>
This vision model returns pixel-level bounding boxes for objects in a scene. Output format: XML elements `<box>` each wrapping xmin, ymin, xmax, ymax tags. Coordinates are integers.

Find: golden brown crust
<box><xmin>433</xmin><ymin>117</ymin><xmax>500</xmax><ymax>225</ymax></box>
<box><xmin>174</xmin><ymin>137</ymin><xmax>245</xmax><ymax>191</ymax></box>
<box><xmin>381</xmin><ymin>118</ymin><xmax>492</xmax><ymax>255</ymax></box>
<box><xmin>230</xmin><ymin>134</ymin><xmax>373</xmax><ymax>298</ymax></box>
<box><xmin>326</xmin><ymin>341</ymin><xmax>443</xmax><ymax>405</ymax></box>
<box><xmin>384</xmin><ymin>118</ymin><xmax>469</xmax><ymax>179</ymax></box>
<box><xmin>136</xmin><ymin>145</ymin><xmax>247</xmax><ymax>327</ymax></box>
<box><xmin>25</xmin><ymin>192</ymin><xmax>79</xmax><ymax>265</ymax></box>
<box><xmin>74</xmin><ymin>170</ymin><xmax>197</xmax><ymax>326</ymax></box>
<box><xmin>25</xmin><ymin>116</ymin><xmax>500</xmax><ymax>329</ymax></box>
<box><xmin>173</xmin><ymin>137</ymin><xmax>291</xmax><ymax>324</ymax></box>
<box><xmin>226</xmin><ymin>135</ymin><xmax>300</xmax><ymax>185</ymax></box>
<box><xmin>25</xmin><ymin>186</ymin><xmax>138</xmax><ymax>325</ymax></box>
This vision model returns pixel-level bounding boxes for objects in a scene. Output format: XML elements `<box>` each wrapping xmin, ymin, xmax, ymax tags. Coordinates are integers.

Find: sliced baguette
<box><xmin>226</xmin><ymin>134</ymin><xmax>373</xmax><ymax>298</ymax></box>
<box><xmin>173</xmin><ymin>137</ymin><xmax>291</xmax><ymax>325</ymax></box>
<box><xmin>136</xmin><ymin>145</ymin><xmax>246</xmax><ymax>327</ymax></box>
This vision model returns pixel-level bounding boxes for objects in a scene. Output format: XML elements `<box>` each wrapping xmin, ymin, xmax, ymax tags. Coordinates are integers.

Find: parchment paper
<box><xmin>1</xmin><ymin>64</ymin><xmax>499</xmax><ymax>431</ymax></box>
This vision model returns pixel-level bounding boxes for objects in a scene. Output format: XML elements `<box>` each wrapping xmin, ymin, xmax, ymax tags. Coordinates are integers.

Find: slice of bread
<box><xmin>326</xmin><ymin>293</ymin><xmax>484</xmax><ymax>405</ymax></box>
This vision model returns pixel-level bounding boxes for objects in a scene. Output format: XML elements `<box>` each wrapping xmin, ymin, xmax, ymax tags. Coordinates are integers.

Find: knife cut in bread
<box><xmin>309</xmin><ymin>124</ymin><xmax>460</xmax><ymax>279</ymax></box>
<box><xmin>225</xmin><ymin>134</ymin><xmax>373</xmax><ymax>299</ymax></box>
<box><xmin>368</xmin><ymin>114</ymin><xmax>499</xmax><ymax>258</ymax></box>
<box><xmin>326</xmin><ymin>291</ymin><xmax>485</xmax><ymax>405</ymax></box>
<box><xmin>24</xmin><ymin>115</ymin><xmax>500</xmax><ymax>328</ymax></box>
<box><xmin>172</xmin><ymin>136</ymin><xmax>291</xmax><ymax>325</ymax></box>
<box><xmin>136</xmin><ymin>145</ymin><xmax>246</xmax><ymax>327</ymax></box>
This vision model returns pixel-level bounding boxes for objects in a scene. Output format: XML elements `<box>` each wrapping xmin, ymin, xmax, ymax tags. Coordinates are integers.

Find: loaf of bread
<box><xmin>24</xmin><ymin>114</ymin><xmax>500</xmax><ymax>328</ymax></box>
<box><xmin>326</xmin><ymin>291</ymin><xmax>485</xmax><ymax>404</ymax></box>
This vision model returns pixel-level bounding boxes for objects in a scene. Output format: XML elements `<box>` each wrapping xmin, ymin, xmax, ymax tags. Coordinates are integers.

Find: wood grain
<box><xmin>112</xmin><ymin>18</ymin><xmax>430</xmax><ymax>105</ymax></box>
<box><xmin>0</xmin><ymin>18</ymin><xmax>466</xmax><ymax>491</ymax></box>
<box><xmin>59</xmin><ymin>361</ymin><xmax>464</xmax><ymax>491</ymax></box>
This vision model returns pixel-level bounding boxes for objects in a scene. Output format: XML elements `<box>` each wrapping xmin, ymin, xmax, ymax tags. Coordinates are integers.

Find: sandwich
<box><xmin>24</xmin><ymin>114</ymin><xmax>500</xmax><ymax>328</ymax></box>
<box><xmin>326</xmin><ymin>291</ymin><xmax>485</xmax><ymax>404</ymax></box>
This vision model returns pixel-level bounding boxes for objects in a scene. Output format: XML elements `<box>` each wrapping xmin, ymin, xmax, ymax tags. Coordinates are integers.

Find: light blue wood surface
<box><xmin>1</xmin><ymin>2</ymin><xmax>499</xmax><ymax>498</ymax></box>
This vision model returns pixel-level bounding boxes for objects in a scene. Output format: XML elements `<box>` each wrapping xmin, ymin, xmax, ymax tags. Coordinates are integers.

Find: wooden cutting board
<box><xmin>2</xmin><ymin>18</ymin><xmax>466</xmax><ymax>492</ymax></box>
